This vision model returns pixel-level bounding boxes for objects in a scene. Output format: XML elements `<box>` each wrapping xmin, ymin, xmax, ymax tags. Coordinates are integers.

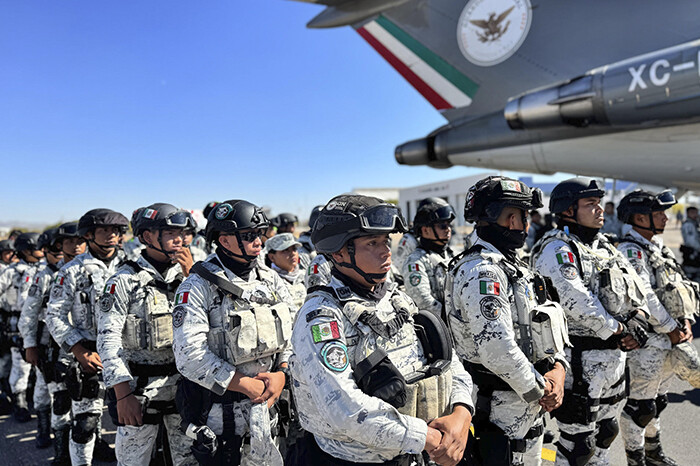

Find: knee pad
<box><xmin>557</xmin><ymin>431</ymin><xmax>596</xmax><ymax>466</ymax></box>
<box><xmin>595</xmin><ymin>417</ymin><xmax>619</xmax><ymax>449</ymax></box>
<box><xmin>623</xmin><ymin>398</ymin><xmax>657</xmax><ymax>428</ymax></box>
<box><xmin>72</xmin><ymin>413</ymin><xmax>99</xmax><ymax>444</ymax></box>
<box><xmin>53</xmin><ymin>390</ymin><xmax>71</xmax><ymax>416</ymax></box>
<box><xmin>655</xmin><ymin>394</ymin><xmax>669</xmax><ymax>416</ymax></box>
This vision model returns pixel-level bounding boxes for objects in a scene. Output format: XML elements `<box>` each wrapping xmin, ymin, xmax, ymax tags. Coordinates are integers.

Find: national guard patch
<box><xmin>560</xmin><ymin>264</ymin><xmax>578</xmax><ymax>280</ymax></box>
<box><xmin>99</xmin><ymin>293</ymin><xmax>115</xmax><ymax>312</ymax></box>
<box><xmin>51</xmin><ymin>285</ymin><xmax>63</xmax><ymax>299</ymax></box>
<box><xmin>479</xmin><ymin>281</ymin><xmax>500</xmax><ymax>295</ymax></box>
<box><xmin>311</xmin><ymin>321</ymin><xmax>340</xmax><ymax>343</ymax></box>
<box><xmin>320</xmin><ymin>341</ymin><xmax>349</xmax><ymax>372</ymax></box>
<box><xmin>336</xmin><ymin>286</ymin><xmax>352</xmax><ymax>300</ymax></box>
<box><xmin>479</xmin><ymin>296</ymin><xmax>502</xmax><ymax>321</ymax></box>
<box><xmin>409</xmin><ymin>273</ymin><xmax>421</xmax><ymax>286</ymax></box>
<box><xmin>214</xmin><ymin>203</ymin><xmax>233</xmax><ymax>220</ymax></box>
<box><xmin>172</xmin><ymin>305</ymin><xmax>186</xmax><ymax>328</ymax></box>
<box><xmin>28</xmin><ymin>285</ymin><xmax>38</xmax><ymax>298</ymax></box>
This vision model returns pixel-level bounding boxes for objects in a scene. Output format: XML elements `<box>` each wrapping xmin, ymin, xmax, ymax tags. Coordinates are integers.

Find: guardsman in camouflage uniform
<box><xmin>404</xmin><ymin>198</ymin><xmax>456</xmax><ymax>320</ymax></box>
<box><xmin>19</xmin><ymin>228</ymin><xmax>65</xmax><ymax>449</ymax></box>
<box><xmin>289</xmin><ymin>194</ymin><xmax>474</xmax><ymax>466</ymax></box>
<box><xmin>98</xmin><ymin>203</ymin><xmax>197</xmax><ymax>465</ymax></box>
<box><xmin>266</xmin><ymin>233</ymin><xmax>307</xmax><ymax>308</ymax></box>
<box><xmin>680</xmin><ymin>206</ymin><xmax>700</xmax><ymax>280</ymax></box>
<box><xmin>616</xmin><ymin>190</ymin><xmax>699</xmax><ymax>466</ymax></box>
<box><xmin>531</xmin><ymin>178</ymin><xmax>650</xmax><ymax>466</ymax></box>
<box><xmin>173</xmin><ymin>200</ymin><xmax>295</xmax><ymax>465</ymax></box>
<box><xmin>305</xmin><ymin>253</ymin><xmax>332</xmax><ymax>289</ymax></box>
<box><xmin>47</xmin><ymin>208</ymin><xmax>128</xmax><ymax>465</ymax></box>
<box><xmin>0</xmin><ymin>232</ymin><xmax>44</xmax><ymax>423</ymax></box>
<box><xmin>0</xmin><ymin>239</ymin><xmax>17</xmax><ymax>414</ymax></box>
<box><xmin>446</xmin><ymin>177</ymin><xmax>569</xmax><ymax>466</ymax></box>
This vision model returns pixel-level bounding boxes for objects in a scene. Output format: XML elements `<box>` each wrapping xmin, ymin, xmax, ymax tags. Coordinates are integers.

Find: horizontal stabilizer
<box><xmin>307</xmin><ymin>0</ymin><xmax>411</xmax><ymax>29</ymax></box>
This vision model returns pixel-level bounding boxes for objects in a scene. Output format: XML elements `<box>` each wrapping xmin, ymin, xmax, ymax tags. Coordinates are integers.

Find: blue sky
<box><xmin>0</xmin><ymin>1</ymin><xmax>549</xmax><ymax>225</ymax></box>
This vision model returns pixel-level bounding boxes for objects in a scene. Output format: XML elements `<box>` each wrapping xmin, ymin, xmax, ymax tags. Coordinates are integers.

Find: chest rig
<box><xmin>623</xmin><ymin>238</ymin><xmax>700</xmax><ymax>322</ymax></box>
<box><xmin>74</xmin><ymin>255</ymin><xmax>124</xmax><ymax>332</ymax></box>
<box><xmin>192</xmin><ymin>261</ymin><xmax>292</xmax><ymax>367</ymax></box>
<box><xmin>310</xmin><ymin>281</ymin><xmax>453</xmax><ymax>423</ymax></box>
<box><xmin>424</xmin><ymin>250</ymin><xmax>450</xmax><ymax>304</ymax></box>
<box><xmin>121</xmin><ymin>260</ymin><xmax>182</xmax><ymax>351</ymax></box>
<box><xmin>536</xmin><ymin>230</ymin><xmax>645</xmax><ymax>319</ymax></box>
<box><xmin>449</xmin><ymin>245</ymin><xmax>568</xmax><ymax>365</ymax></box>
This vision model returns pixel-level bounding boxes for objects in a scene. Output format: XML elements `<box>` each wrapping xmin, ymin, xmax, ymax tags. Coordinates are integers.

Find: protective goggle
<box><xmin>164</xmin><ymin>211</ymin><xmax>196</xmax><ymax>229</ymax></box>
<box><xmin>531</xmin><ymin>188</ymin><xmax>544</xmax><ymax>209</ymax></box>
<box><xmin>358</xmin><ymin>205</ymin><xmax>408</xmax><ymax>232</ymax></box>
<box><xmin>432</xmin><ymin>205</ymin><xmax>456</xmax><ymax>222</ymax></box>
<box><xmin>654</xmin><ymin>190</ymin><xmax>676</xmax><ymax>207</ymax></box>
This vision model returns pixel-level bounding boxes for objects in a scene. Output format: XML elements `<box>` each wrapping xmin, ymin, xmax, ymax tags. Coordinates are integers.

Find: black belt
<box><xmin>511</xmin><ymin>423</ymin><xmax>545</xmax><ymax>453</ymax></box>
<box><xmin>129</xmin><ymin>362</ymin><xmax>178</xmax><ymax>377</ymax></box>
<box><xmin>212</xmin><ymin>391</ymin><xmax>247</xmax><ymax>404</ymax></box>
<box><xmin>466</xmin><ymin>359</ymin><xmax>555</xmax><ymax>394</ymax></box>
<box><xmin>569</xmin><ymin>335</ymin><xmax>619</xmax><ymax>351</ymax></box>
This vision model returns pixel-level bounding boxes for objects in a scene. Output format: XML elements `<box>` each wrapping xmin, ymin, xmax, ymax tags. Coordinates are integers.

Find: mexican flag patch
<box><xmin>479</xmin><ymin>281</ymin><xmax>500</xmax><ymax>296</ymax></box>
<box><xmin>556</xmin><ymin>252</ymin><xmax>575</xmax><ymax>264</ymax></box>
<box><xmin>175</xmin><ymin>292</ymin><xmax>189</xmax><ymax>305</ymax></box>
<box><xmin>142</xmin><ymin>208</ymin><xmax>158</xmax><ymax>219</ymax></box>
<box><xmin>408</xmin><ymin>264</ymin><xmax>419</xmax><ymax>272</ymax></box>
<box><xmin>311</xmin><ymin>321</ymin><xmax>340</xmax><ymax>343</ymax></box>
<box><xmin>55</xmin><ymin>276</ymin><xmax>64</xmax><ymax>285</ymax></box>
<box><xmin>308</xmin><ymin>264</ymin><xmax>319</xmax><ymax>275</ymax></box>
<box><xmin>627</xmin><ymin>249</ymin><xmax>642</xmax><ymax>259</ymax></box>
<box><xmin>103</xmin><ymin>283</ymin><xmax>116</xmax><ymax>294</ymax></box>
<box><xmin>500</xmin><ymin>180</ymin><xmax>522</xmax><ymax>192</ymax></box>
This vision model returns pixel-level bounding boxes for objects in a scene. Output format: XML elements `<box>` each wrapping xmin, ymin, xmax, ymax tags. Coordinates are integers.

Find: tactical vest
<box><xmin>423</xmin><ymin>251</ymin><xmax>450</xmax><ymax>304</ymax></box>
<box><xmin>311</xmin><ymin>283</ymin><xmax>452</xmax><ymax>423</ymax></box>
<box><xmin>533</xmin><ymin>230</ymin><xmax>645</xmax><ymax>319</ymax></box>
<box><xmin>621</xmin><ymin>238</ymin><xmax>700</xmax><ymax>322</ymax></box>
<box><xmin>447</xmin><ymin>245</ymin><xmax>569</xmax><ymax>365</ymax></box>
<box><xmin>121</xmin><ymin>261</ymin><xmax>182</xmax><ymax>351</ymax></box>
<box><xmin>194</xmin><ymin>262</ymin><xmax>292</xmax><ymax>367</ymax></box>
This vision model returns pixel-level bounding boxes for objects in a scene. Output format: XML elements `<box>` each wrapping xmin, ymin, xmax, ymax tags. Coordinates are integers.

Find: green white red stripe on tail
<box><xmin>357</xmin><ymin>16</ymin><xmax>478</xmax><ymax>111</ymax></box>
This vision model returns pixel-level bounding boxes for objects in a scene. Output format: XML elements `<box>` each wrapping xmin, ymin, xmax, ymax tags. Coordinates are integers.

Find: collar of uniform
<box><xmin>271</xmin><ymin>263</ymin><xmax>303</xmax><ymax>283</ymax></box>
<box><xmin>205</xmin><ymin>255</ymin><xmax>263</xmax><ymax>285</ymax></box>
<box><xmin>472</xmin><ymin>236</ymin><xmax>506</xmax><ymax>261</ymax></box>
<box><xmin>135</xmin><ymin>254</ymin><xmax>182</xmax><ymax>283</ymax></box>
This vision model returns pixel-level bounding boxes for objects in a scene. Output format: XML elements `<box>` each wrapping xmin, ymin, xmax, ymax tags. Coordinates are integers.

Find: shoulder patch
<box><xmin>172</xmin><ymin>305</ymin><xmax>186</xmax><ymax>328</ymax></box>
<box><xmin>559</xmin><ymin>263</ymin><xmax>578</xmax><ymax>280</ymax></box>
<box><xmin>478</xmin><ymin>270</ymin><xmax>498</xmax><ymax>280</ymax></box>
<box><xmin>479</xmin><ymin>296</ymin><xmax>502</xmax><ymax>321</ymax></box>
<box><xmin>409</xmin><ymin>273</ymin><xmax>421</xmax><ymax>286</ymax></box>
<box><xmin>320</xmin><ymin>341</ymin><xmax>349</xmax><ymax>372</ymax></box>
<box><xmin>103</xmin><ymin>283</ymin><xmax>116</xmax><ymax>294</ymax></box>
<box><xmin>28</xmin><ymin>285</ymin><xmax>39</xmax><ymax>297</ymax></box>
<box><xmin>175</xmin><ymin>291</ymin><xmax>189</xmax><ymax>305</ymax></box>
<box><xmin>626</xmin><ymin>249</ymin><xmax>642</xmax><ymax>260</ymax></box>
<box><xmin>407</xmin><ymin>263</ymin><xmax>420</xmax><ymax>272</ymax></box>
<box><xmin>308</xmin><ymin>264</ymin><xmax>320</xmax><ymax>275</ymax></box>
<box><xmin>335</xmin><ymin>286</ymin><xmax>352</xmax><ymax>300</ymax></box>
<box><xmin>305</xmin><ymin>309</ymin><xmax>336</xmax><ymax>323</ymax></box>
<box><xmin>99</xmin><ymin>293</ymin><xmax>115</xmax><ymax>312</ymax></box>
<box><xmin>311</xmin><ymin>321</ymin><xmax>341</xmax><ymax>343</ymax></box>
<box><xmin>556</xmin><ymin>252</ymin><xmax>575</xmax><ymax>264</ymax></box>
<box><xmin>51</xmin><ymin>285</ymin><xmax>63</xmax><ymax>299</ymax></box>
<box><xmin>479</xmin><ymin>280</ymin><xmax>500</xmax><ymax>295</ymax></box>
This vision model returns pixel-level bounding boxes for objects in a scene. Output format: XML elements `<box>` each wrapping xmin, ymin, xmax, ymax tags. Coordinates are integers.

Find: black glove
<box><xmin>621</xmin><ymin>311</ymin><xmax>649</xmax><ymax>350</ymax></box>
<box><xmin>190</xmin><ymin>424</ymin><xmax>218</xmax><ymax>457</ymax></box>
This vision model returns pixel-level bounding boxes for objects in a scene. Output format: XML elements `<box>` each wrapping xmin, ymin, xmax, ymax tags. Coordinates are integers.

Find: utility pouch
<box><xmin>353</xmin><ymin>348</ymin><xmax>407</xmax><ymax>409</ymax></box>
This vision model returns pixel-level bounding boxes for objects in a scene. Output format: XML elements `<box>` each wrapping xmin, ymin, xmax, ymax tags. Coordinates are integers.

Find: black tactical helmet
<box><xmin>78</xmin><ymin>208</ymin><xmax>129</xmax><ymax>237</ymax></box>
<box><xmin>38</xmin><ymin>228</ymin><xmax>62</xmax><ymax>250</ymax></box>
<box><xmin>14</xmin><ymin>232</ymin><xmax>41</xmax><ymax>253</ymax></box>
<box><xmin>312</xmin><ymin>194</ymin><xmax>407</xmax><ymax>254</ymax></box>
<box><xmin>205</xmin><ymin>200</ymin><xmax>270</xmax><ymax>244</ymax></box>
<box><xmin>549</xmin><ymin>177</ymin><xmax>605</xmax><ymax>214</ymax></box>
<box><xmin>57</xmin><ymin>222</ymin><xmax>80</xmax><ymax>238</ymax></box>
<box><xmin>202</xmin><ymin>201</ymin><xmax>219</xmax><ymax>220</ymax></box>
<box><xmin>464</xmin><ymin>176</ymin><xmax>543</xmax><ymax>223</ymax></box>
<box><xmin>618</xmin><ymin>190</ymin><xmax>677</xmax><ymax>224</ymax></box>
<box><xmin>132</xmin><ymin>203</ymin><xmax>197</xmax><ymax>237</ymax></box>
<box><xmin>413</xmin><ymin>198</ymin><xmax>456</xmax><ymax>230</ymax></box>
<box><xmin>0</xmin><ymin>240</ymin><xmax>14</xmax><ymax>252</ymax></box>
<box><xmin>275</xmin><ymin>213</ymin><xmax>298</xmax><ymax>227</ymax></box>
<box><xmin>308</xmin><ymin>205</ymin><xmax>324</xmax><ymax>231</ymax></box>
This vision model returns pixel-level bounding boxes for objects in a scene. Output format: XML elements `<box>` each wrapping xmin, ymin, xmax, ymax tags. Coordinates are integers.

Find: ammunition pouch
<box><xmin>530</xmin><ymin>302</ymin><xmax>570</xmax><ymax>361</ymax></box>
<box><xmin>620</xmin><ymin>312</ymin><xmax>650</xmax><ymax>349</ymax></box>
<box><xmin>65</xmin><ymin>360</ymin><xmax>105</xmax><ymax>401</ymax></box>
<box><xmin>353</xmin><ymin>348</ymin><xmax>407</xmax><ymax>409</ymax></box>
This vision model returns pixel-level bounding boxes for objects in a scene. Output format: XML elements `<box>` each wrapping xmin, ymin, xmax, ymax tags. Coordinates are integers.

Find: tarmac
<box><xmin>0</xmin><ymin>224</ymin><xmax>698</xmax><ymax>465</ymax></box>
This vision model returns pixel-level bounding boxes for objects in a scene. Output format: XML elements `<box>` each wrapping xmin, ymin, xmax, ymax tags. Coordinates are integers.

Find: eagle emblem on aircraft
<box><xmin>469</xmin><ymin>6</ymin><xmax>514</xmax><ymax>42</ymax></box>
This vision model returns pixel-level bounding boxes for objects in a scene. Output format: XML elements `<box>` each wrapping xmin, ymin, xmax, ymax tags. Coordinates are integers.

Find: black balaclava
<box><xmin>216</xmin><ymin>248</ymin><xmax>256</xmax><ymax>281</ymax></box>
<box><xmin>557</xmin><ymin>219</ymin><xmax>599</xmax><ymax>245</ymax></box>
<box><xmin>477</xmin><ymin>224</ymin><xmax>526</xmax><ymax>260</ymax></box>
<box><xmin>331</xmin><ymin>267</ymin><xmax>388</xmax><ymax>302</ymax></box>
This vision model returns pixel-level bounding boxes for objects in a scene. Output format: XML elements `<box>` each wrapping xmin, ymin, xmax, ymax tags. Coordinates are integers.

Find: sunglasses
<box><xmin>238</xmin><ymin>230</ymin><xmax>264</xmax><ymax>242</ymax></box>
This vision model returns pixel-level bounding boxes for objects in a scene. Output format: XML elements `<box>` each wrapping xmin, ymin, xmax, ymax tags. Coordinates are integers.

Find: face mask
<box><xmin>477</xmin><ymin>224</ymin><xmax>527</xmax><ymax>256</ymax></box>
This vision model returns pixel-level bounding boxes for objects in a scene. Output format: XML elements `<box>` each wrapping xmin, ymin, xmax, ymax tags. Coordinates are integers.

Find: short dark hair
<box><xmin>605</xmin><ymin>201</ymin><xmax>615</xmax><ymax>207</ymax></box>
<box><xmin>687</xmin><ymin>206</ymin><xmax>698</xmax><ymax>214</ymax></box>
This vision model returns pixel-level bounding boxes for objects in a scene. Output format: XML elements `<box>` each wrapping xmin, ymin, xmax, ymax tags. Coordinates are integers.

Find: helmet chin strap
<box><xmin>87</xmin><ymin>238</ymin><xmax>117</xmax><ymax>258</ymax></box>
<box><xmin>632</xmin><ymin>214</ymin><xmax>662</xmax><ymax>235</ymax></box>
<box><xmin>144</xmin><ymin>230</ymin><xmax>177</xmax><ymax>263</ymax></box>
<box><xmin>334</xmin><ymin>240</ymin><xmax>387</xmax><ymax>287</ymax></box>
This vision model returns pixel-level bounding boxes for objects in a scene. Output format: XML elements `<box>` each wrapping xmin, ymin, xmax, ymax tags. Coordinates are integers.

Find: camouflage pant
<box><xmin>48</xmin><ymin>380</ymin><xmax>72</xmax><ymax>429</ymax></box>
<box><xmin>620</xmin><ymin>334</ymin><xmax>674</xmax><ymax>451</ymax></box>
<box><xmin>9</xmin><ymin>347</ymin><xmax>31</xmax><ymax>393</ymax></box>
<box><xmin>206</xmin><ymin>399</ymin><xmax>283</xmax><ymax>466</ymax></box>
<box><xmin>115</xmin><ymin>383</ymin><xmax>196</xmax><ymax>466</ymax></box>
<box><xmin>69</xmin><ymin>389</ymin><xmax>104</xmax><ymax>465</ymax></box>
<box><xmin>555</xmin><ymin>348</ymin><xmax>626</xmax><ymax>466</ymax></box>
<box><xmin>671</xmin><ymin>340</ymin><xmax>700</xmax><ymax>388</ymax></box>
<box><xmin>489</xmin><ymin>390</ymin><xmax>545</xmax><ymax>466</ymax></box>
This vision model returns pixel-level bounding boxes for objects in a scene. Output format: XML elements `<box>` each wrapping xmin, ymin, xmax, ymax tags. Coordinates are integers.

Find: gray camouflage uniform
<box><xmin>305</xmin><ymin>254</ymin><xmax>332</xmax><ymax>290</ymax></box>
<box><xmin>271</xmin><ymin>264</ymin><xmax>306</xmax><ymax>309</ymax></box>
<box><xmin>172</xmin><ymin>255</ymin><xmax>296</xmax><ymax>466</ymax></box>
<box><xmin>404</xmin><ymin>246</ymin><xmax>452</xmax><ymax>318</ymax></box>
<box><xmin>393</xmin><ymin>232</ymin><xmax>419</xmax><ymax>280</ymax></box>
<box><xmin>532</xmin><ymin>229</ymin><xmax>650</xmax><ymax>466</ymax></box>
<box><xmin>618</xmin><ymin>229</ymin><xmax>700</xmax><ymax>454</ymax></box>
<box><xmin>18</xmin><ymin>259</ymin><xmax>71</xmax><ymax>430</ymax></box>
<box><xmin>447</xmin><ymin>238</ymin><xmax>568</xmax><ymax>466</ymax></box>
<box><xmin>290</xmin><ymin>274</ymin><xmax>474</xmax><ymax>463</ymax></box>
<box><xmin>46</xmin><ymin>248</ymin><xmax>125</xmax><ymax>465</ymax></box>
<box><xmin>97</xmin><ymin>255</ymin><xmax>196</xmax><ymax>465</ymax></box>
